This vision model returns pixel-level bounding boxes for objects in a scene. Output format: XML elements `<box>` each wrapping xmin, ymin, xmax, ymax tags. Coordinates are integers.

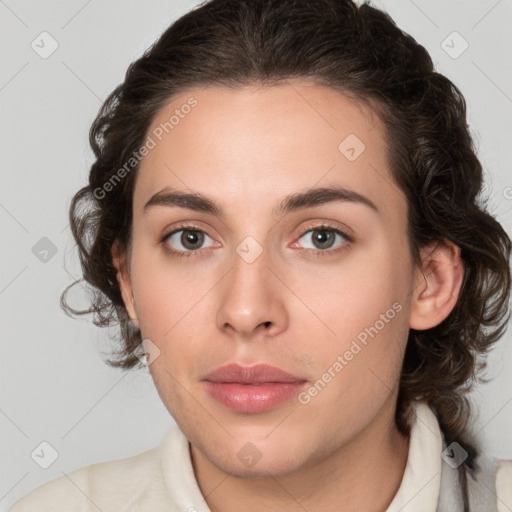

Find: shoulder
<box><xmin>8</xmin><ymin>432</ymin><xmax>175</xmax><ymax>512</ymax></box>
<box><xmin>496</xmin><ymin>459</ymin><xmax>512</xmax><ymax>512</ymax></box>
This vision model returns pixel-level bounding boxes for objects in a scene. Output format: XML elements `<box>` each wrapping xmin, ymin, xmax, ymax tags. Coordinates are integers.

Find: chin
<box><xmin>213</xmin><ymin>451</ymin><xmax>308</xmax><ymax>479</ymax></box>
<box><xmin>196</xmin><ymin>432</ymin><xmax>319</xmax><ymax>479</ymax></box>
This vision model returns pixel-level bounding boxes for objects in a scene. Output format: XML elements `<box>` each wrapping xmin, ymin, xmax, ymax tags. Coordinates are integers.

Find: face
<box><xmin>116</xmin><ymin>82</ymin><xmax>424</xmax><ymax>477</ymax></box>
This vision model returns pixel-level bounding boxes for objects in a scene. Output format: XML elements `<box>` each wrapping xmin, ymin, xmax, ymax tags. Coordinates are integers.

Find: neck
<box><xmin>190</xmin><ymin>398</ymin><xmax>410</xmax><ymax>512</ymax></box>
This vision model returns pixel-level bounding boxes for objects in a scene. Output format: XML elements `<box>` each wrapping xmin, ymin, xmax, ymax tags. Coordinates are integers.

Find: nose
<box><xmin>215</xmin><ymin>246</ymin><xmax>288</xmax><ymax>339</ymax></box>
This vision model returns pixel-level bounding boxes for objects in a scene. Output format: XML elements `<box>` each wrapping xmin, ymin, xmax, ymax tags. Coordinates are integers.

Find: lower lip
<box><xmin>204</xmin><ymin>381</ymin><xmax>307</xmax><ymax>413</ymax></box>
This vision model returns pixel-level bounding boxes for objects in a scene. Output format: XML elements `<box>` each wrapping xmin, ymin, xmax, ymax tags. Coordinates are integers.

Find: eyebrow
<box><xmin>143</xmin><ymin>185</ymin><xmax>380</xmax><ymax>217</ymax></box>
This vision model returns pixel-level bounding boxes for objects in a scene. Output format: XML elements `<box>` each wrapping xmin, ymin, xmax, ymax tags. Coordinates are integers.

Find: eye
<box><xmin>162</xmin><ymin>226</ymin><xmax>217</xmax><ymax>257</ymax></box>
<box><xmin>294</xmin><ymin>224</ymin><xmax>352</xmax><ymax>253</ymax></box>
<box><xmin>161</xmin><ymin>223</ymin><xmax>352</xmax><ymax>258</ymax></box>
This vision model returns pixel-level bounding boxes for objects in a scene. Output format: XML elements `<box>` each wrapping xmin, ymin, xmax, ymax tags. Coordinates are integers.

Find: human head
<box><xmin>62</xmin><ymin>0</ymin><xmax>511</xmax><ymax>475</ymax></box>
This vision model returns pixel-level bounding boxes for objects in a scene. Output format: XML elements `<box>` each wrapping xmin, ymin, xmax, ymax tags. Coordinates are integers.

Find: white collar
<box><xmin>385</xmin><ymin>401</ymin><xmax>442</xmax><ymax>511</ymax></box>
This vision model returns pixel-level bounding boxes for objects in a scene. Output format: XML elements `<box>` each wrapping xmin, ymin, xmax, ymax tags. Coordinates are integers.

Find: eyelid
<box><xmin>295</xmin><ymin>220</ymin><xmax>354</xmax><ymax>241</ymax></box>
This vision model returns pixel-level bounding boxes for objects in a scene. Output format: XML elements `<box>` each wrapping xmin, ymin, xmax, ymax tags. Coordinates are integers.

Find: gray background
<box><xmin>1</xmin><ymin>0</ymin><xmax>511</xmax><ymax>509</ymax></box>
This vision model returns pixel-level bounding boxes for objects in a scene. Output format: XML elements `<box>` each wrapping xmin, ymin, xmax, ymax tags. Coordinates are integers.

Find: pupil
<box><xmin>182</xmin><ymin>230</ymin><xmax>204</xmax><ymax>249</ymax></box>
<box><xmin>314</xmin><ymin>230</ymin><xmax>334</xmax><ymax>249</ymax></box>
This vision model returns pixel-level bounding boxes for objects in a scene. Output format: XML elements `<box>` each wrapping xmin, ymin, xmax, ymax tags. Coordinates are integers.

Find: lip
<box><xmin>203</xmin><ymin>364</ymin><xmax>307</xmax><ymax>413</ymax></box>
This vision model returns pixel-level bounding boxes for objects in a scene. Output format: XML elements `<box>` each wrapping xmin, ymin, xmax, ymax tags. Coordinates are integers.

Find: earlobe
<box><xmin>111</xmin><ymin>240</ymin><xmax>140</xmax><ymax>328</ymax></box>
<box><xmin>409</xmin><ymin>240</ymin><xmax>464</xmax><ymax>330</ymax></box>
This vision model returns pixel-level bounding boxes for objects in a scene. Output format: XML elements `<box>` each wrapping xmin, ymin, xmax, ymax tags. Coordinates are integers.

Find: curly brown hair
<box><xmin>61</xmin><ymin>0</ymin><xmax>511</xmax><ymax>493</ymax></box>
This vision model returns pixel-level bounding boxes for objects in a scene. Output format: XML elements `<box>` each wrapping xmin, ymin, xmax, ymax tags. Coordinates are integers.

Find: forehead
<box><xmin>133</xmin><ymin>82</ymin><xmax>406</xmax><ymax>225</ymax></box>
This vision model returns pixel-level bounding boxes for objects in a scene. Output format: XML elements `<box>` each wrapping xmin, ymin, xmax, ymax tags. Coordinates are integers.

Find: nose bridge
<box><xmin>215</xmin><ymin>239</ymin><xmax>287</xmax><ymax>336</ymax></box>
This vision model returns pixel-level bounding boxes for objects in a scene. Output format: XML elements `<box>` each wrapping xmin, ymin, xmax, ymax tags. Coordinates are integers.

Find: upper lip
<box><xmin>203</xmin><ymin>364</ymin><xmax>306</xmax><ymax>384</ymax></box>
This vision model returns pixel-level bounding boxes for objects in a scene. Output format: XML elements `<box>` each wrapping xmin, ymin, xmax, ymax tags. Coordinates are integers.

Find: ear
<box><xmin>111</xmin><ymin>240</ymin><xmax>139</xmax><ymax>328</ymax></box>
<box><xmin>409</xmin><ymin>239</ymin><xmax>464</xmax><ymax>330</ymax></box>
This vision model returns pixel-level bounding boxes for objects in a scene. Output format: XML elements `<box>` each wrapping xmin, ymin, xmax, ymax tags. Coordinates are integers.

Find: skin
<box><xmin>113</xmin><ymin>81</ymin><xmax>464</xmax><ymax>511</ymax></box>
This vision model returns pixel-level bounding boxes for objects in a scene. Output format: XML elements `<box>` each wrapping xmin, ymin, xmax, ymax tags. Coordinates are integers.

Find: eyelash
<box><xmin>160</xmin><ymin>222</ymin><xmax>354</xmax><ymax>259</ymax></box>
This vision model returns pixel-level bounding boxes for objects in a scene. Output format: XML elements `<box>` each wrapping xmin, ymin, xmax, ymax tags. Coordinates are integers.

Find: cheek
<box><xmin>128</xmin><ymin>248</ymin><xmax>219</xmax><ymax>380</ymax></box>
<box><xmin>289</xmin><ymin>244</ymin><xmax>407</xmax><ymax>341</ymax></box>
<box><xmin>296</xmin><ymin>308</ymin><xmax>407</xmax><ymax>431</ymax></box>
<box><xmin>129</xmin><ymin>243</ymin><xmax>216</xmax><ymax>337</ymax></box>
<box><xmin>290</xmin><ymin>247</ymin><xmax>410</xmax><ymax>399</ymax></box>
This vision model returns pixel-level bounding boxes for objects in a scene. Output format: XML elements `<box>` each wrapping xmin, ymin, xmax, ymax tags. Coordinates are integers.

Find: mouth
<box><xmin>202</xmin><ymin>363</ymin><xmax>308</xmax><ymax>413</ymax></box>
